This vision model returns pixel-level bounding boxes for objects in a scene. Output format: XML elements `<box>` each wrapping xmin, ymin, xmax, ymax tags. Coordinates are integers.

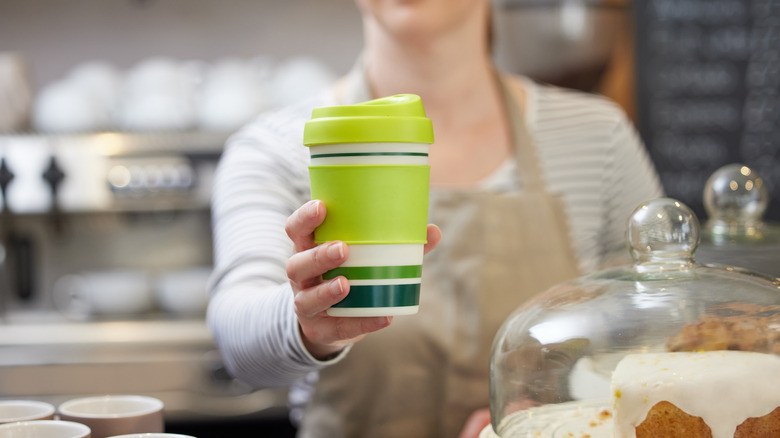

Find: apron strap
<box><xmin>494</xmin><ymin>72</ymin><xmax>546</xmax><ymax>193</ymax></box>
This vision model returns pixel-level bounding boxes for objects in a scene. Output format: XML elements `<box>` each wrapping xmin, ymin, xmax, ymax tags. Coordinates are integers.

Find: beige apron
<box><xmin>298</xmin><ymin>67</ymin><xmax>580</xmax><ymax>438</ymax></box>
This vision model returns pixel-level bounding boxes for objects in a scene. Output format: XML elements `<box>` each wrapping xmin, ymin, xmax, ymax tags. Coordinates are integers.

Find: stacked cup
<box><xmin>0</xmin><ymin>400</ymin><xmax>91</xmax><ymax>438</ymax></box>
<box><xmin>58</xmin><ymin>395</ymin><xmax>164</xmax><ymax>438</ymax></box>
<box><xmin>0</xmin><ymin>400</ymin><xmax>56</xmax><ymax>424</ymax></box>
<box><xmin>303</xmin><ymin>94</ymin><xmax>434</xmax><ymax>317</ymax></box>
<box><xmin>0</xmin><ymin>420</ymin><xmax>91</xmax><ymax>438</ymax></box>
<box><xmin>0</xmin><ymin>396</ymin><xmax>175</xmax><ymax>438</ymax></box>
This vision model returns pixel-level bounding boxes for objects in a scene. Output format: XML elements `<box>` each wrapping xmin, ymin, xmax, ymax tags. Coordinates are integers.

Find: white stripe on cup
<box><xmin>310</xmin><ymin>142</ymin><xmax>429</xmax><ymax>155</ymax></box>
<box><xmin>348</xmin><ymin>278</ymin><xmax>422</xmax><ymax>286</ymax></box>
<box><xmin>342</xmin><ymin>244</ymin><xmax>424</xmax><ymax>267</ymax></box>
<box><xmin>309</xmin><ymin>142</ymin><xmax>429</xmax><ymax>166</ymax></box>
<box><xmin>311</xmin><ymin>155</ymin><xmax>428</xmax><ymax>165</ymax></box>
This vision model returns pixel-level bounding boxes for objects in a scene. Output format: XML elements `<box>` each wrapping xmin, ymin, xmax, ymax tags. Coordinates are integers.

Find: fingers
<box><xmin>286</xmin><ymin>200</ymin><xmax>438</xmax><ymax>360</ymax></box>
<box><xmin>298</xmin><ymin>311</ymin><xmax>393</xmax><ymax>358</ymax></box>
<box><xmin>424</xmin><ymin>224</ymin><xmax>442</xmax><ymax>255</ymax></box>
<box><xmin>287</xmin><ymin>240</ymin><xmax>348</xmax><ymax>290</ymax></box>
<box><xmin>330</xmin><ymin>315</ymin><xmax>393</xmax><ymax>341</ymax></box>
<box><xmin>299</xmin><ymin>315</ymin><xmax>393</xmax><ymax>360</ymax></box>
<box><xmin>457</xmin><ymin>408</ymin><xmax>491</xmax><ymax>438</ymax></box>
<box><xmin>294</xmin><ymin>276</ymin><xmax>349</xmax><ymax>318</ymax></box>
<box><xmin>285</xmin><ymin>200</ymin><xmax>325</xmax><ymax>252</ymax></box>
<box><xmin>293</xmin><ymin>275</ymin><xmax>394</xmax><ymax>359</ymax></box>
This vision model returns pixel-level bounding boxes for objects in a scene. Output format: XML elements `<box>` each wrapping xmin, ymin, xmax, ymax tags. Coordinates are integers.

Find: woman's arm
<box><xmin>206</xmin><ymin>119</ymin><xmax>340</xmax><ymax>388</ymax></box>
<box><xmin>206</xmin><ymin>106</ymin><xmax>441</xmax><ymax>387</ymax></box>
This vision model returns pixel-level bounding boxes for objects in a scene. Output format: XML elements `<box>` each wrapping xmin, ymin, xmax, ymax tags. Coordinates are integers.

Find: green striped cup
<box><xmin>304</xmin><ymin>94</ymin><xmax>434</xmax><ymax>317</ymax></box>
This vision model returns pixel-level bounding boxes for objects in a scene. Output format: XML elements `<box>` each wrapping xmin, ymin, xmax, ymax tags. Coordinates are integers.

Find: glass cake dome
<box><xmin>485</xmin><ymin>197</ymin><xmax>780</xmax><ymax>438</ymax></box>
<box><xmin>696</xmin><ymin>163</ymin><xmax>780</xmax><ymax>278</ymax></box>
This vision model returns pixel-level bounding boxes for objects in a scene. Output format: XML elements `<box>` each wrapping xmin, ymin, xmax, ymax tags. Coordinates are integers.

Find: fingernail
<box><xmin>327</xmin><ymin>241</ymin><xmax>344</xmax><ymax>260</ymax></box>
<box><xmin>330</xmin><ymin>278</ymin><xmax>344</xmax><ymax>296</ymax></box>
<box><xmin>308</xmin><ymin>200</ymin><xmax>320</xmax><ymax>218</ymax></box>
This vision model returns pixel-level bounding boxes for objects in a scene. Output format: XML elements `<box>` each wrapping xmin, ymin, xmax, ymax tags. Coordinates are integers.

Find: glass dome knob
<box><xmin>704</xmin><ymin>163</ymin><xmax>768</xmax><ymax>226</ymax></box>
<box><xmin>627</xmin><ymin>198</ymin><xmax>700</xmax><ymax>268</ymax></box>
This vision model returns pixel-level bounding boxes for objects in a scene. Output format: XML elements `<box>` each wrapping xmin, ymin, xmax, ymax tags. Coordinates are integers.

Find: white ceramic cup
<box><xmin>154</xmin><ymin>267</ymin><xmax>212</xmax><ymax>316</ymax></box>
<box><xmin>0</xmin><ymin>420</ymin><xmax>91</xmax><ymax>438</ymax></box>
<box><xmin>0</xmin><ymin>400</ymin><xmax>56</xmax><ymax>424</ymax></box>
<box><xmin>53</xmin><ymin>270</ymin><xmax>153</xmax><ymax>319</ymax></box>
<box><xmin>58</xmin><ymin>396</ymin><xmax>163</xmax><ymax>438</ymax></box>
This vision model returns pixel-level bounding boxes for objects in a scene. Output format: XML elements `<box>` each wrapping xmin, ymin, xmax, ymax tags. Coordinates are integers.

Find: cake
<box><xmin>666</xmin><ymin>304</ymin><xmax>780</xmax><ymax>354</ymax></box>
<box><xmin>610</xmin><ymin>351</ymin><xmax>780</xmax><ymax>438</ymax></box>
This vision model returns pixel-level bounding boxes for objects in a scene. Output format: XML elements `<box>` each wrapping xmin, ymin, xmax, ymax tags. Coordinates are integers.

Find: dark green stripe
<box><xmin>332</xmin><ymin>284</ymin><xmax>420</xmax><ymax>308</ymax></box>
<box><xmin>323</xmin><ymin>265</ymin><xmax>422</xmax><ymax>280</ymax></box>
<box><xmin>311</xmin><ymin>152</ymin><xmax>428</xmax><ymax>158</ymax></box>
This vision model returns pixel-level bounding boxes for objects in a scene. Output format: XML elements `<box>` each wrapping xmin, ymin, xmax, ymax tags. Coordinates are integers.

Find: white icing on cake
<box><xmin>611</xmin><ymin>351</ymin><xmax>780</xmax><ymax>438</ymax></box>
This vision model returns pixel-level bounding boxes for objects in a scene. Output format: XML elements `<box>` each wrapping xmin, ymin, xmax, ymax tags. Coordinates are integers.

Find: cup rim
<box><xmin>0</xmin><ymin>419</ymin><xmax>91</xmax><ymax>433</ymax></box>
<box><xmin>105</xmin><ymin>434</ymin><xmax>196</xmax><ymax>438</ymax></box>
<box><xmin>59</xmin><ymin>395</ymin><xmax>163</xmax><ymax>419</ymax></box>
<box><xmin>0</xmin><ymin>400</ymin><xmax>56</xmax><ymax>422</ymax></box>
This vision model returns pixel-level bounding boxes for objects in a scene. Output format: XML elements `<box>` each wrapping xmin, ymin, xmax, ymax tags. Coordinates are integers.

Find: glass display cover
<box><xmin>487</xmin><ymin>197</ymin><xmax>780</xmax><ymax>437</ymax></box>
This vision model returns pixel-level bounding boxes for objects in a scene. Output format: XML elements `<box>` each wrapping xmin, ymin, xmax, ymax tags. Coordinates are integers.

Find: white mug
<box><xmin>53</xmin><ymin>270</ymin><xmax>153</xmax><ymax>319</ymax></box>
<box><xmin>58</xmin><ymin>395</ymin><xmax>163</xmax><ymax>438</ymax></box>
<box><xmin>0</xmin><ymin>400</ymin><xmax>56</xmax><ymax>424</ymax></box>
<box><xmin>154</xmin><ymin>267</ymin><xmax>212</xmax><ymax>316</ymax></box>
<box><xmin>0</xmin><ymin>420</ymin><xmax>91</xmax><ymax>438</ymax></box>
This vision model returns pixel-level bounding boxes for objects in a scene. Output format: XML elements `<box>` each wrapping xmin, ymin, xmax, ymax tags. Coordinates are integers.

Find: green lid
<box><xmin>303</xmin><ymin>94</ymin><xmax>434</xmax><ymax>145</ymax></box>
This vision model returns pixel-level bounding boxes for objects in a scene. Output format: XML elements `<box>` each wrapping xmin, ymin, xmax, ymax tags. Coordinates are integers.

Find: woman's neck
<box><xmin>361</xmin><ymin>17</ymin><xmax>497</xmax><ymax>115</ymax></box>
<box><xmin>353</xmin><ymin>9</ymin><xmax>519</xmax><ymax>188</ymax></box>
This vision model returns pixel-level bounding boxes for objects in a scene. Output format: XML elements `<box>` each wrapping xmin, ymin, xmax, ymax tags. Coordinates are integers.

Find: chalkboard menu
<box><xmin>635</xmin><ymin>0</ymin><xmax>780</xmax><ymax>222</ymax></box>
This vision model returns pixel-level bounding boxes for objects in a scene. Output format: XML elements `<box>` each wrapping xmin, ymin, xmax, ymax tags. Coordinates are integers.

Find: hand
<box><xmin>458</xmin><ymin>407</ymin><xmax>491</xmax><ymax>438</ymax></box>
<box><xmin>285</xmin><ymin>200</ymin><xmax>441</xmax><ymax>360</ymax></box>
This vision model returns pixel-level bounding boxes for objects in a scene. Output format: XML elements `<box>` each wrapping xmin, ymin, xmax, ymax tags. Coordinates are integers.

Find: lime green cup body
<box><xmin>303</xmin><ymin>94</ymin><xmax>434</xmax><ymax>317</ymax></box>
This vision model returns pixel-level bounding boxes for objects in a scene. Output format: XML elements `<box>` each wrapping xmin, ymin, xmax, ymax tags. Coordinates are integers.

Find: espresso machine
<box><xmin>0</xmin><ymin>131</ymin><xmax>290</xmax><ymax>433</ymax></box>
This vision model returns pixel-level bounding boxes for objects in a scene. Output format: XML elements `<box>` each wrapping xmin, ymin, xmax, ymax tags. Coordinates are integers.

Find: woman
<box><xmin>207</xmin><ymin>0</ymin><xmax>663</xmax><ymax>437</ymax></box>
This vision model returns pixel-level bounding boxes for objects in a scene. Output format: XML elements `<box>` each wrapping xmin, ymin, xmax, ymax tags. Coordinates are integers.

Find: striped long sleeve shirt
<box><xmin>207</xmin><ymin>78</ymin><xmax>664</xmax><ymax>389</ymax></box>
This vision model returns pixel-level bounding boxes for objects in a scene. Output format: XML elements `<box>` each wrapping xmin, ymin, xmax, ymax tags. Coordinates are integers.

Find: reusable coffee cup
<box><xmin>58</xmin><ymin>395</ymin><xmax>163</xmax><ymax>438</ymax></box>
<box><xmin>0</xmin><ymin>420</ymin><xmax>91</xmax><ymax>438</ymax></box>
<box><xmin>303</xmin><ymin>94</ymin><xmax>434</xmax><ymax>317</ymax></box>
<box><xmin>0</xmin><ymin>400</ymin><xmax>56</xmax><ymax>424</ymax></box>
